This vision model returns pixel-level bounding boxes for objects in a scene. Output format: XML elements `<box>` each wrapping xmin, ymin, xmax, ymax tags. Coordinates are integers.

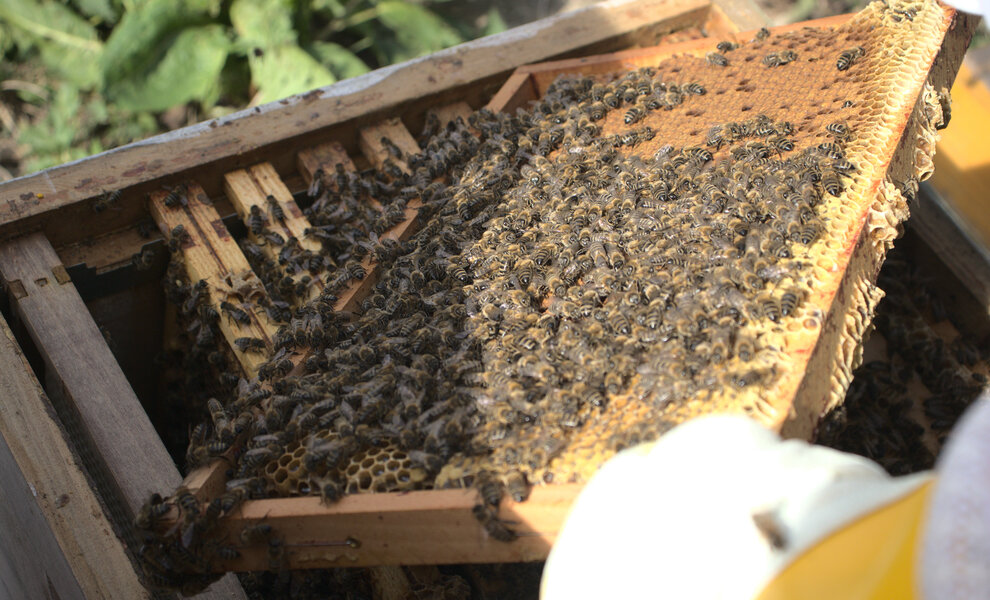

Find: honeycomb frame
<box><xmin>152</xmin><ymin>0</ymin><xmax>979</xmax><ymax>573</ymax></box>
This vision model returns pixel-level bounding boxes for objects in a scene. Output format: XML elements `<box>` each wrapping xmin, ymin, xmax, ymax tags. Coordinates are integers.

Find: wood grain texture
<box><xmin>0</xmin><ymin>233</ymin><xmax>179</xmax><ymax>513</ymax></box>
<box><xmin>485</xmin><ymin>72</ymin><xmax>539</xmax><ymax>113</ymax></box>
<box><xmin>182</xmin><ymin>484</ymin><xmax>577</xmax><ymax>571</ymax></box>
<box><xmin>296</xmin><ymin>141</ymin><xmax>356</xmax><ymax>186</ymax></box>
<box><xmin>426</xmin><ymin>102</ymin><xmax>475</xmax><ymax>130</ymax></box>
<box><xmin>223</xmin><ymin>162</ymin><xmax>326</xmax><ymax>304</ymax></box>
<box><xmin>359</xmin><ymin>118</ymin><xmax>420</xmax><ymax>173</ymax></box>
<box><xmin>0</xmin><ymin>311</ymin><xmax>144</xmax><ymax>599</ymax></box>
<box><xmin>149</xmin><ymin>183</ymin><xmax>278</xmax><ymax>375</ymax></box>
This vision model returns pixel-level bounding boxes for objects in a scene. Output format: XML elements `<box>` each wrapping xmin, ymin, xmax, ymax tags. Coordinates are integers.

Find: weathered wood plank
<box><xmin>0</xmin><ymin>311</ymin><xmax>143</xmax><ymax>599</ymax></box>
<box><xmin>0</xmin><ymin>232</ymin><xmax>249</xmax><ymax>598</ymax></box>
<box><xmin>223</xmin><ymin>162</ymin><xmax>327</xmax><ymax>304</ymax></box>
<box><xmin>485</xmin><ymin>72</ymin><xmax>539</xmax><ymax>113</ymax></box>
<box><xmin>175</xmin><ymin>484</ymin><xmax>578</xmax><ymax>571</ymax></box>
<box><xmin>0</xmin><ymin>233</ymin><xmax>179</xmax><ymax>514</ymax></box>
<box><xmin>296</xmin><ymin>141</ymin><xmax>356</xmax><ymax>187</ymax></box>
<box><xmin>149</xmin><ymin>184</ymin><xmax>278</xmax><ymax>374</ymax></box>
<box><xmin>426</xmin><ymin>102</ymin><xmax>475</xmax><ymax>129</ymax></box>
<box><xmin>358</xmin><ymin>118</ymin><xmax>420</xmax><ymax>173</ymax></box>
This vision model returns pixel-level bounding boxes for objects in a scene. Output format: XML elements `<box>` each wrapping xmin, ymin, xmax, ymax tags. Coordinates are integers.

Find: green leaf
<box><xmin>309</xmin><ymin>41</ymin><xmax>369</xmax><ymax>80</ymax></box>
<box><xmin>109</xmin><ymin>25</ymin><xmax>229</xmax><ymax>112</ymax></box>
<box><xmin>311</xmin><ymin>0</ymin><xmax>346</xmax><ymax>19</ymax></box>
<box><xmin>0</xmin><ymin>0</ymin><xmax>103</xmax><ymax>88</ymax></box>
<box><xmin>100</xmin><ymin>0</ymin><xmax>220</xmax><ymax>88</ymax></box>
<box><xmin>71</xmin><ymin>0</ymin><xmax>118</xmax><ymax>23</ymax></box>
<box><xmin>230</xmin><ymin>0</ymin><xmax>296</xmax><ymax>49</ymax></box>
<box><xmin>482</xmin><ymin>7</ymin><xmax>507</xmax><ymax>37</ymax></box>
<box><xmin>248</xmin><ymin>44</ymin><xmax>335</xmax><ymax>105</ymax></box>
<box><xmin>374</xmin><ymin>1</ymin><xmax>462</xmax><ymax>63</ymax></box>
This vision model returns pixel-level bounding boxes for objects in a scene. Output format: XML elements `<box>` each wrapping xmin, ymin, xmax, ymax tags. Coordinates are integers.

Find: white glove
<box><xmin>541</xmin><ymin>415</ymin><xmax>931</xmax><ymax>600</ymax></box>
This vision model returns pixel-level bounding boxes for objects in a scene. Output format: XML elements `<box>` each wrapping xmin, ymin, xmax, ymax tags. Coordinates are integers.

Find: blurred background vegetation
<box><xmin>0</xmin><ymin>0</ymin><xmax>509</xmax><ymax>178</ymax></box>
<box><xmin>0</xmin><ymin>0</ymin><xmax>985</xmax><ymax>180</ymax></box>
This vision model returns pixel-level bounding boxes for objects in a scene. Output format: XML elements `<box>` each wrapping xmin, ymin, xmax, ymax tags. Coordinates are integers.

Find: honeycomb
<box><xmin>138</xmin><ymin>0</ymin><xmax>967</xmax><ymax>589</ymax></box>
<box><xmin>437</xmin><ymin>0</ymin><xmax>952</xmax><ymax>485</ymax></box>
<box><xmin>264</xmin><ymin>436</ymin><xmax>426</xmax><ymax>496</ymax></box>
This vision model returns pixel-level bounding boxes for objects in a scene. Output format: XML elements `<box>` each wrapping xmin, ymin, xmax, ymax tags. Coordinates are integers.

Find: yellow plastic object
<box><xmin>756</xmin><ymin>479</ymin><xmax>933</xmax><ymax>600</ymax></box>
<box><xmin>931</xmin><ymin>62</ymin><xmax>990</xmax><ymax>250</ymax></box>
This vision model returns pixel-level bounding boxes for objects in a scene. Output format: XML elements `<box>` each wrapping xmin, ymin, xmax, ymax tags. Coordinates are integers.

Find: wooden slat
<box><xmin>0</xmin><ymin>311</ymin><xmax>146</xmax><ymax>599</ymax></box>
<box><xmin>485</xmin><ymin>72</ymin><xmax>539</xmax><ymax>113</ymax></box>
<box><xmin>358</xmin><ymin>118</ymin><xmax>420</xmax><ymax>173</ymax></box>
<box><xmin>223</xmin><ymin>162</ymin><xmax>326</xmax><ymax>304</ymax></box>
<box><xmin>0</xmin><ymin>232</ymin><xmax>246</xmax><ymax>598</ymax></box>
<box><xmin>426</xmin><ymin>102</ymin><xmax>474</xmax><ymax>129</ymax></box>
<box><xmin>0</xmin><ymin>232</ymin><xmax>180</xmax><ymax>514</ymax></box>
<box><xmin>297</xmin><ymin>141</ymin><xmax>355</xmax><ymax>185</ymax></box>
<box><xmin>317</xmin><ymin>119</ymin><xmax>424</xmax><ymax>314</ymax></box>
<box><xmin>179</xmin><ymin>484</ymin><xmax>578</xmax><ymax>571</ymax></box>
<box><xmin>149</xmin><ymin>183</ymin><xmax>278</xmax><ymax>375</ymax></box>
<box><xmin>911</xmin><ymin>185</ymin><xmax>990</xmax><ymax>316</ymax></box>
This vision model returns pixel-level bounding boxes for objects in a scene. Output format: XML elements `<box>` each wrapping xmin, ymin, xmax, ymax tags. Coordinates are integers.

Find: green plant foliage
<box><xmin>70</xmin><ymin>0</ymin><xmax>119</xmax><ymax>24</ymax></box>
<box><xmin>375</xmin><ymin>1</ymin><xmax>463</xmax><ymax>63</ymax></box>
<box><xmin>0</xmin><ymin>0</ymin><xmax>103</xmax><ymax>89</ymax></box>
<box><xmin>248</xmin><ymin>44</ymin><xmax>337</xmax><ymax>104</ymax></box>
<box><xmin>231</xmin><ymin>0</ymin><xmax>336</xmax><ymax>104</ymax></box>
<box><xmin>0</xmin><ymin>0</ymin><xmax>491</xmax><ymax>177</ymax></box>
<box><xmin>100</xmin><ymin>0</ymin><xmax>221</xmax><ymax>93</ymax></box>
<box><xmin>309</xmin><ymin>41</ymin><xmax>370</xmax><ymax>80</ymax></box>
<box><xmin>108</xmin><ymin>25</ymin><xmax>229</xmax><ymax>111</ymax></box>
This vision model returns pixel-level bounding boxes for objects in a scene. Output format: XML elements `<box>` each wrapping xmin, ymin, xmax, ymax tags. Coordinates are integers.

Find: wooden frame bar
<box><xmin>212</xmin><ymin>485</ymin><xmax>578</xmax><ymax>571</ymax></box>
<box><xmin>223</xmin><ymin>163</ymin><xmax>328</xmax><ymax>305</ymax></box>
<box><xmin>0</xmin><ymin>311</ymin><xmax>147</xmax><ymax>599</ymax></box>
<box><xmin>149</xmin><ymin>184</ymin><xmax>279</xmax><ymax>372</ymax></box>
<box><xmin>0</xmin><ymin>232</ymin><xmax>246</xmax><ymax>598</ymax></box>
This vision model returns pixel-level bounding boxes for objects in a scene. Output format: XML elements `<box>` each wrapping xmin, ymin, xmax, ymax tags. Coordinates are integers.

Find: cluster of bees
<box><xmin>816</xmin><ymin>248</ymin><xmax>990</xmax><ymax>473</ymax></box>
<box><xmin>133</xmin><ymin>10</ymin><xmax>947</xmax><ymax>592</ymax></box>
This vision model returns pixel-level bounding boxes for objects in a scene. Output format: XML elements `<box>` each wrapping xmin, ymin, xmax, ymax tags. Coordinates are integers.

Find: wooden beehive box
<box><xmin>0</xmin><ymin>0</ymin><xmax>980</xmax><ymax>596</ymax></box>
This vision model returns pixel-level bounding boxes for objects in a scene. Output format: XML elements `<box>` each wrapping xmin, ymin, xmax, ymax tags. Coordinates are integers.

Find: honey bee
<box><xmin>380</xmin><ymin>136</ymin><xmax>404</xmax><ymax>160</ymax></box>
<box><xmin>239</xmin><ymin>523</ymin><xmax>273</xmax><ymax>545</ymax></box>
<box><xmin>248</xmin><ymin>205</ymin><xmax>267</xmax><ymax>235</ymax></box>
<box><xmin>234</xmin><ymin>337</ymin><xmax>266</xmax><ymax>352</ymax></box>
<box><xmin>836</xmin><ymin>47</ymin><xmax>864</xmax><ymax>71</ymax></box>
<box><xmin>163</xmin><ymin>183</ymin><xmax>187</xmax><ymax>208</ymax></box>
<box><xmin>716</xmin><ymin>40</ymin><xmax>739</xmax><ymax>52</ymax></box>
<box><xmin>623</xmin><ymin>105</ymin><xmax>646</xmax><ymax>125</ymax></box>
<box><xmin>132</xmin><ymin>247</ymin><xmax>156</xmax><ymax>271</ymax></box>
<box><xmin>134</xmin><ymin>493</ymin><xmax>171</xmax><ymax>530</ymax></box>
<box><xmin>220</xmin><ymin>301</ymin><xmax>252</xmax><ymax>325</ymax></box>
<box><xmin>266</xmin><ymin>194</ymin><xmax>286</xmax><ymax>224</ymax></box>
<box><xmin>92</xmin><ymin>189</ymin><xmax>121</xmax><ymax>213</ymax></box>
<box><xmin>754</xmin><ymin>27</ymin><xmax>770</xmax><ymax>41</ymax></box>
<box><xmin>762</xmin><ymin>52</ymin><xmax>783</xmax><ymax>68</ymax></box>
<box><xmin>472</xmin><ymin>504</ymin><xmax>517</xmax><ymax>542</ymax></box>
<box><xmin>779</xmin><ymin>290</ymin><xmax>802</xmax><ymax>317</ymax></box>
<box><xmin>684</xmin><ymin>82</ymin><xmax>705</xmax><ymax>95</ymax></box>
<box><xmin>820</xmin><ymin>169</ymin><xmax>842</xmax><ymax>196</ymax></box>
